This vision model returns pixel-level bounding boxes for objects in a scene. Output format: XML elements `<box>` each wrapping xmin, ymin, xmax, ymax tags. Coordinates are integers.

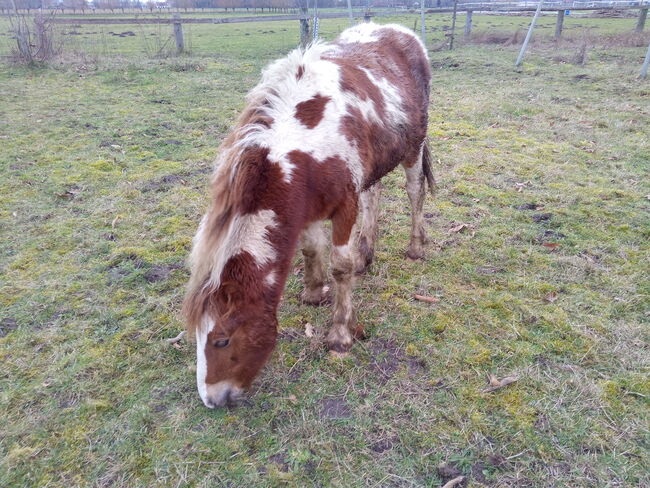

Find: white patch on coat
<box><xmin>338</xmin><ymin>22</ymin><xmax>382</xmax><ymax>43</ymax></box>
<box><xmin>229</xmin><ymin>25</ymin><xmax>421</xmax><ymax>190</ymax></box>
<box><xmin>189</xmin><ymin>209</ymin><xmax>278</xmax><ymax>317</ymax></box>
<box><xmin>301</xmin><ymin>220</ymin><xmax>329</xmax><ymax>252</ymax></box>
<box><xmin>196</xmin><ymin>315</ymin><xmax>211</xmax><ymax>407</ymax></box>
<box><xmin>338</xmin><ymin>23</ymin><xmax>428</xmax><ymax>60</ymax></box>
<box><xmin>264</xmin><ymin>270</ymin><xmax>277</xmax><ymax>287</ymax></box>
<box><xmin>236</xmin><ymin>43</ymin><xmax>366</xmax><ymax>188</ymax></box>
<box><xmin>360</xmin><ymin>67</ymin><xmax>406</xmax><ymax>127</ymax></box>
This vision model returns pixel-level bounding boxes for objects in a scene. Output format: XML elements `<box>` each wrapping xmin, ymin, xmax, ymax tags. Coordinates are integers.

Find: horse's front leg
<box><xmin>327</xmin><ymin>198</ymin><xmax>359</xmax><ymax>356</ymax></box>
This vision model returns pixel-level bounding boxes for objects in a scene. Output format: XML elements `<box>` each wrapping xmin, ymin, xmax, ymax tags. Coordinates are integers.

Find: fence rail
<box><xmin>41</xmin><ymin>4</ymin><xmax>648</xmax><ymax>25</ymax></box>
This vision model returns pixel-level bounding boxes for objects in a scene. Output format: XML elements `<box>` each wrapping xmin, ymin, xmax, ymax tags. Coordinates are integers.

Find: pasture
<box><xmin>1</xmin><ymin>12</ymin><xmax>649</xmax><ymax>487</ymax></box>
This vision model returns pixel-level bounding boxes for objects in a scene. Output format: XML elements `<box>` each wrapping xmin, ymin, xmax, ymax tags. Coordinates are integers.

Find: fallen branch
<box><xmin>413</xmin><ymin>294</ymin><xmax>440</xmax><ymax>304</ymax></box>
<box><xmin>166</xmin><ymin>331</ymin><xmax>186</xmax><ymax>344</ymax></box>
<box><xmin>441</xmin><ymin>476</ymin><xmax>465</xmax><ymax>488</ymax></box>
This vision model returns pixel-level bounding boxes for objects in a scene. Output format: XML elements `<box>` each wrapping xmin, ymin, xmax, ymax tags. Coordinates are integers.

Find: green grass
<box><xmin>1</xmin><ymin>14</ymin><xmax>649</xmax><ymax>488</ymax></box>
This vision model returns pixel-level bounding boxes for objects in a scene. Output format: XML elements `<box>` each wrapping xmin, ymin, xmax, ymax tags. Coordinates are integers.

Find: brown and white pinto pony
<box><xmin>183</xmin><ymin>23</ymin><xmax>434</xmax><ymax>408</ymax></box>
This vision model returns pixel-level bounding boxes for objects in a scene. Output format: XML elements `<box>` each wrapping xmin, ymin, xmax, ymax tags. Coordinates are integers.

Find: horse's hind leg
<box><xmin>355</xmin><ymin>182</ymin><xmax>382</xmax><ymax>275</ymax></box>
<box><xmin>300</xmin><ymin>221</ymin><xmax>329</xmax><ymax>305</ymax></box>
<box><xmin>327</xmin><ymin>198</ymin><xmax>359</xmax><ymax>355</ymax></box>
<box><xmin>403</xmin><ymin>149</ymin><xmax>428</xmax><ymax>260</ymax></box>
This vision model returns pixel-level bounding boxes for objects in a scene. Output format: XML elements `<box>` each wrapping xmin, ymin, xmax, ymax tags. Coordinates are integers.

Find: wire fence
<box><xmin>0</xmin><ymin>7</ymin><xmax>647</xmax><ymax>62</ymax></box>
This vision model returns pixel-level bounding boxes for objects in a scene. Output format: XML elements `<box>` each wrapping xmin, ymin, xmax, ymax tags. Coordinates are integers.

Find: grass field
<box><xmin>1</xmin><ymin>13</ymin><xmax>649</xmax><ymax>488</ymax></box>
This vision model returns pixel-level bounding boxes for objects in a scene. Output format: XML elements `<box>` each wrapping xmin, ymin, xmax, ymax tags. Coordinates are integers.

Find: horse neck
<box><xmin>257</xmin><ymin>213</ymin><xmax>303</xmax><ymax>312</ymax></box>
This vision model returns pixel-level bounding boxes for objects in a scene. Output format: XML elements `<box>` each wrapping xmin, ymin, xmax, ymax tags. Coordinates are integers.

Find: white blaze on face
<box><xmin>196</xmin><ymin>315</ymin><xmax>211</xmax><ymax>408</ymax></box>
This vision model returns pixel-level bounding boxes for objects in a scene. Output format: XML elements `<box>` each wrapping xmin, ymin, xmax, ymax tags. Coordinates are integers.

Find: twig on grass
<box><xmin>482</xmin><ymin>374</ymin><xmax>519</xmax><ymax>392</ymax></box>
<box><xmin>166</xmin><ymin>330</ymin><xmax>186</xmax><ymax>344</ymax></box>
<box><xmin>441</xmin><ymin>476</ymin><xmax>465</xmax><ymax>488</ymax></box>
<box><xmin>413</xmin><ymin>294</ymin><xmax>440</xmax><ymax>304</ymax></box>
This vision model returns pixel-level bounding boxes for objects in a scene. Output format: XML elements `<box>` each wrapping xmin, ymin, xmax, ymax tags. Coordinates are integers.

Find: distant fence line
<box><xmin>2</xmin><ymin>3</ymin><xmax>648</xmax><ymax>69</ymax></box>
<box><xmin>42</xmin><ymin>2</ymin><xmax>648</xmax><ymax>44</ymax></box>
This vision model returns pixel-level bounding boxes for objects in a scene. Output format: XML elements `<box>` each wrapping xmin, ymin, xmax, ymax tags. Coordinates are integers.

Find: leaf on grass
<box><xmin>56</xmin><ymin>190</ymin><xmax>78</xmax><ymax>200</ymax></box>
<box><xmin>304</xmin><ymin>322</ymin><xmax>314</xmax><ymax>338</ymax></box>
<box><xmin>166</xmin><ymin>331</ymin><xmax>186</xmax><ymax>344</ymax></box>
<box><xmin>413</xmin><ymin>294</ymin><xmax>440</xmax><ymax>304</ymax></box>
<box><xmin>514</xmin><ymin>181</ymin><xmax>532</xmax><ymax>192</ymax></box>
<box><xmin>543</xmin><ymin>291</ymin><xmax>558</xmax><ymax>303</ymax></box>
<box><xmin>449</xmin><ymin>223</ymin><xmax>470</xmax><ymax>234</ymax></box>
<box><xmin>482</xmin><ymin>375</ymin><xmax>519</xmax><ymax>393</ymax></box>
<box><xmin>441</xmin><ymin>476</ymin><xmax>466</xmax><ymax>488</ymax></box>
<box><xmin>542</xmin><ymin>242</ymin><xmax>560</xmax><ymax>250</ymax></box>
<box><xmin>111</xmin><ymin>215</ymin><xmax>122</xmax><ymax>228</ymax></box>
<box><xmin>488</xmin><ymin>373</ymin><xmax>501</xmax><ymax>387</ymax></box>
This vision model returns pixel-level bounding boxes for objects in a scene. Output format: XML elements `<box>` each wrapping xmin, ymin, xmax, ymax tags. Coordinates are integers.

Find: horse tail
<box><xmin>421</xmin><ymin>140</ymin><xmax>436</xmax><ymax>196</ymax></box>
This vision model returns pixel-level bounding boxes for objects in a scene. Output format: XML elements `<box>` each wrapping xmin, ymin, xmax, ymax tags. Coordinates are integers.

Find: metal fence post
<box><xmin>347</xmin><ymin>0</ymin><xmax>353</xmax><ymax>26</ymax></box>
<box><xmin>515</xmin><ymin>0</ymin><xmax>544</xmax><ymax>66</ymax></box>
<box><xmin>173</xmin><ymin>13</ymin><xmax>184</xmax><ymax>54</ymax></box>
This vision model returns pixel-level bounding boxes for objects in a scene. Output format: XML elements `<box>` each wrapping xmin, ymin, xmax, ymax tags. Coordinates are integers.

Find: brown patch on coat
<box><xmin>296</xmin><ymin>64</ymin><xmax>304</xmax><ymax>80</ymax></box>
<box><xmin>327</xmin><ymin>29</ymin><xmax>431</xmax><ymax>189</ymax></box>
<box><xmin>294</xmin><ymin>94</ymin><xmax>330</xmax><ymax>129</ymax></box>
<box><xmin>286</xmin><ymin>150</ymin><xmax>358</xmax><ymax>245</ymax></box>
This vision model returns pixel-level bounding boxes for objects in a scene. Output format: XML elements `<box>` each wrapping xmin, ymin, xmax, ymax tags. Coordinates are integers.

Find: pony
<box><xmin>183</xmin><ymin>22</ymin><xmax>433</xmax><ymax>408</ymax></box>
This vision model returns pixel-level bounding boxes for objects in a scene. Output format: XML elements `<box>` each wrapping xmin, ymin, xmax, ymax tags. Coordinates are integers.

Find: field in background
<box><xmin>0</xmin><ymin>10</ymin><xmax>646</xmax><ymax>58</ymax></box>
<box><xmin>1</xmin><ymin>13</ymin><xmax>649</xmax><ymax>487</ymax></box>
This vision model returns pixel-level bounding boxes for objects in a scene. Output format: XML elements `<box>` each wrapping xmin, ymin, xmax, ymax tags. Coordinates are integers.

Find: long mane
<box><xmin>181</xmin><ymin>48</ymin><xmax>310</xmax><ymax>334</ymax></box>
<box><xmin>182</xmin><ymin>103</ymin><xmax>273</xmax><ymax>334</ymax></box>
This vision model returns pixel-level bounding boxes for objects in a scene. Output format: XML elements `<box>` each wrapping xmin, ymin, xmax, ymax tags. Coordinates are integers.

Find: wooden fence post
<box><xmin>172</xmin><ymin>13</ymin><xmax>184</xmax><ymax>53</ymax></box>
<box><xmin>420</xmin><ymin>0</ymin><xmax>426</xmax><ymax>45</ymax></box>
<box><xmin>636</xmin><ymin>8</ymin><xmax>648</xmax><ymax>32</ymax></box>
<box><xmin>464</xmin><ymin>10</ymin><xmax>473</xmax><ymax>39</ymax></box>
<box><xmin>299</xmin><ymin>7</ymin><xmax>309</xmax><ymax>48</ymax></box>
<box><xmin>449</xmin><ymin>0</ymin><xmax>458</xmax><ymax>50</ymax></box>
<box><xmin>555</xmin><ymin>9</ymin><xmax>565</xmax><ymax>39</ymax></box>
<box><xmin>640</xmin><ymin>41</ymin><xmax>650</xmax><ymax>79</ymax></box>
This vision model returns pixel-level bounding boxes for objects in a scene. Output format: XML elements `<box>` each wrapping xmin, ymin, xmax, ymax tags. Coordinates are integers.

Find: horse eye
<box><xmin>213</xmin><ymin>338</ymin><xmax>230</xmax><ymax>348</ymax></box>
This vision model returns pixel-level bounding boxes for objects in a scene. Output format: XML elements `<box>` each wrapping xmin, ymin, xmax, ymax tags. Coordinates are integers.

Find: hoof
<box><xmin>301</xmin><ymin>285</ymin><xmax>331</xmax><ymax>306</ymax></box>
<box><xmin>327</xmin><ymin>341</ymin><xmax>352</xmax><ymax>355</ymax></box>
<box><xmin>328</xmin><ymin>350</ymin><xmax>350</xmax><ymax>360</ymax></box>
<box><xmin>354</xmin><ymin>262</ymin><xmax>372</xmax><ymax>276</ymax></box>
<box><xmin>405</xmin><ymin>248</ymin><xmax>425</xmax><ymax>260</ymax></box>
